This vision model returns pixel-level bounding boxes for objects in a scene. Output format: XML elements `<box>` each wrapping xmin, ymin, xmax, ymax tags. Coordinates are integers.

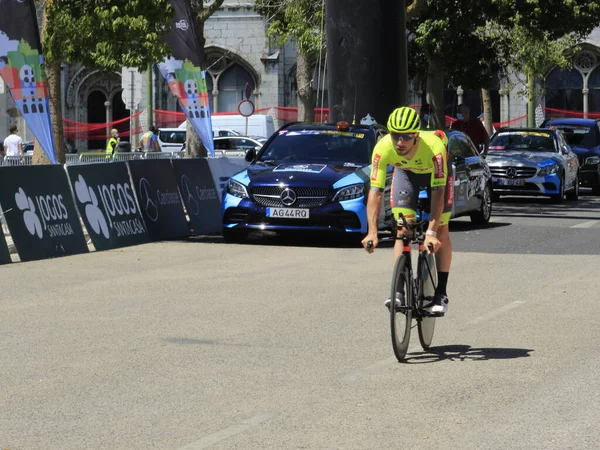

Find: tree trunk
<box><xmin>481</xmin><ymin>87</ymin><xmax>494</xmax><ymax>136</ymax></box>
<box><xmin>426</xmin><ymin>54</ymin><xmax>445</xmax><ymax>129</ymax></box>
<box><xmin>527</xmin><ymin>72</ymin><xmax>535</xmax><ymax>128</ymax></box>
<box><xmin>33</xmin><ymin>1</ymin><xmax>63</xmax><ymax>165</ymax></box>
<box><xmin>186</xmin><ymin>120</ymin><xmax>207</xmax><ymax>158</ymax></box>
<box><xmin>326</xmin><ymin>0</ymin><xmax>401</xmax><ymax>125</ymax></box>
<box><xmin>296</xmin><ymin>51</ymin><xmax>315</xmax><ymax>122</ymax></box>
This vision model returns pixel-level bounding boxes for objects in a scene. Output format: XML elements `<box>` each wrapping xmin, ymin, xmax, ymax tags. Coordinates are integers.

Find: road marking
<box><xmin>550</xmin><ymin>268</ymin><xmax>596</xmax><ymax>287</ymax></box>
<box><xmin>176</xmin><ymin>413</ymin><xmax>274</xmax><ymax>450</ymax></box>
<box><xmin>468</xmin><ymin>301</ymin><xmax>526</xmax><ymax>325</ymax></box>
<box><xmin>570</xmin><ymin>220</ymin><xmax>599</xmax><ymax>228</ymax></box>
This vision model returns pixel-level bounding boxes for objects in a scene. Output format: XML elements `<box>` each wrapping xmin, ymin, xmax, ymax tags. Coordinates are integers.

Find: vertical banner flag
<box><xmin>158</xmin><ymin>0</ymin><xmax>215</xmax><ymax>157</ymax></box>
<box><xmin>0</xmin><ymin>0</ymin><xmax>57</xmax><ymax>163</ymax></box>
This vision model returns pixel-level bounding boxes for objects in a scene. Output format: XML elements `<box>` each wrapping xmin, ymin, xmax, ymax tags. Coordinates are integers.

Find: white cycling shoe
<box><xmin>423</xmin><ymin>294</ymin><xmax>449</xmax><ymax>315</ymax></box>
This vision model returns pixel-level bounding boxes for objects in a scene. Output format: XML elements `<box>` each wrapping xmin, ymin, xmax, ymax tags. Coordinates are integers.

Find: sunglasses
<box><xmin>390</xmin><ymin>133</ymin><xmax>416</xmax><ymax>142</ymax></box>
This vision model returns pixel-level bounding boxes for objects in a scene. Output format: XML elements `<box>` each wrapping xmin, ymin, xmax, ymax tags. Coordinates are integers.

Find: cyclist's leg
<box><xmin>428</xmin><ymin>168</ymin><xmax>453</xmax><ymax>313</ymax></box>
<box><xmin>390</xmin><ymin>167</ymin><xmax>420</xmax><ymax>262</ymax></box>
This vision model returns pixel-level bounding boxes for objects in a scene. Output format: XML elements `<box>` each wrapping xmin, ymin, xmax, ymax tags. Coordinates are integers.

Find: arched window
<box><xmin>217</xmin><ymin>64</ymin><xmax>255</xmax><ymax>113</ymax></box>
<box><xmin>206</xmin><ymin>75</ymin><xmax>214</xmax><ymax>111</ymax></box>
<box><xmin>587</xmin><ymin>67</ymin><xmax>600</xmax><ymax>113</ymax></box>
<box><xmin>545</xmin><ymin>67</ymin><xmax>584</xmax><ymax>113</ymax></box>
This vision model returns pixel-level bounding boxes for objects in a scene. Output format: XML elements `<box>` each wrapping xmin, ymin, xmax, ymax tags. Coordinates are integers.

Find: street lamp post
<box><xmin>104</xmin><ymin>100</ymin><xmax>111</xmax><ymax>148</ymax></box>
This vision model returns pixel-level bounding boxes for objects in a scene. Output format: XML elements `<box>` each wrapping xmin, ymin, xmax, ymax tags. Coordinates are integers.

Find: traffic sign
<box><xmin>244</xmin><ymin>82</ymin><xmax>253</xmax><ymax>100</ymax></box>
<box><xmin>238</xmin><ymin>99</ymin><xmax>255</xmax><ymax>117</ymax></box>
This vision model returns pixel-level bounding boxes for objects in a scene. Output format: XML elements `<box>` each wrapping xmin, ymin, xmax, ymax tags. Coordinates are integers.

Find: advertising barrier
<box><xmin>66</xmin><ymin>163</ymin><xmax>149</xmax><ymax>251</ymax></box>
<box><xmin>0</xmin><ymin>165</ymin><xmax>88</xmax><ymax>262</ymax></box>
<box><xmin>127</xmin><ymin>159</ymin><xmax>190</xmax><ymax>240</ymax></box>
<box><xmin>0</xmin><ymin>229</ymin><xmax>11</xmax><ymax>265</ymax></box>
<box><xmin>207</xmin><ymin>157</ymin><xmax>251</xmax><ymax>201</ymax></box>
<box><xmin>171</xmin><ymin>158</ymin><xmax>221</xmax><ymax>235</ymax></box>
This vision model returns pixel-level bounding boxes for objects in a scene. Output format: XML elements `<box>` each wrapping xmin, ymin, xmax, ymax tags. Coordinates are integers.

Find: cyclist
<box><xmin>361</xmin><ymin>106</ymin><xmax>453</xmax><ymax>315</ymax></box>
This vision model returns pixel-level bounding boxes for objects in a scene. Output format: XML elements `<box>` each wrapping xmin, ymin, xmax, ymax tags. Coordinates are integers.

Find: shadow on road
<box><xmin>183</xmin><ymin>232</ymin><xmax>364</xmax><ymax>249</ymax></box>
<box><xmin>403</xmin><ymin>344</ymin><xmax>534</xmax><ymax>364</ymax></box>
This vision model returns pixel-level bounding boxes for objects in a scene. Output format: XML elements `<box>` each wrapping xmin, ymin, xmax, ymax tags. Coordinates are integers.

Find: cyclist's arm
<box><xmin>428</xmin><ymin>187</ymin><xmax>445</xmax><ymax>233</ymax></box>
<box><xmin>366</xmin><ymin>188</ymin><xmax>383</xmax><ymax>235</ymax></box>
<box><xmin>429</xmin><ymin>150</ymin><xmax>448</xmax><ymax>233</ymax></box>
<box><xmin>366</xmin><ymin>146</ymin><xmax>387</xmax><ymax>237</ymax></box>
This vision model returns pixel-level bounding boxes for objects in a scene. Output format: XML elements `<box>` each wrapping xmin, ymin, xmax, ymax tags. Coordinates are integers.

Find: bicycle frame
<box><xmin>394</xmin><ymin>211</ymin><xmax>438</xmax><ymax>317</ymax></box>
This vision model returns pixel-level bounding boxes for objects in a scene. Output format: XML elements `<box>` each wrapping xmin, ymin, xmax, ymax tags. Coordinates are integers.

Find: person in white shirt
<box><xmin>3</xmin><ymin>125</ymin><xmax>24</xmax><ymax>156</ymax></box>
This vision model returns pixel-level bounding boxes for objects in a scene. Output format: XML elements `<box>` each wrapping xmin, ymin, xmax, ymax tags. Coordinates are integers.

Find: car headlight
<box><xmin>226</xmin><ymin>179</ymin><xmax>249</xmax><ymax>198</ymax></box>
<box><xmin>333</xmin><ymin>184</ymin><xmax>365</xmax><ymax>201</ymax></box>
<box><xmin>537</xmin><ymin>164</ymin><xmax>559</xmax><ymax>176</ymax></box>
<box><xmin>585</xmin><ymin>156</ymin><xmax>600</xmax><ymax>165</ymax></box>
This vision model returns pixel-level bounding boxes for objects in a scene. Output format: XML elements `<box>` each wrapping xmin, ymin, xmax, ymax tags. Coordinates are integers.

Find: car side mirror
<box><xmin>452</xmin><ymin>154</ymin><xmax>466</xmax><ymax>164</ymax></box>
<box><xmin>245</xmin><ymin>148</ymin><xmax>257</xmax><ymax>162</ymax></box>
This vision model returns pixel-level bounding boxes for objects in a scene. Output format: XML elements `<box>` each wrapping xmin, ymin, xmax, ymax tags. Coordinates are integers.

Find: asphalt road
<box><xmin>1</xmin><ymin>191</ymin><xmax>599</xmax><ymax>450</ymax></box>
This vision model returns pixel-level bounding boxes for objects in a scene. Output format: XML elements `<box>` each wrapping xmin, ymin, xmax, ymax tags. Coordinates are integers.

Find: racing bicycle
<box><xmin>369</xmin><ymin>209</ymin><xmax>439</xmax><ymax>362</ymax></box>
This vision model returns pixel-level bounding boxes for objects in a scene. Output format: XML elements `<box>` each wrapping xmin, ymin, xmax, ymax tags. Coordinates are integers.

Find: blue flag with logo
<box><xmin>157</xmin><ymin>0</ymin><xmax>214</xmax><ymax>157</ymax></box>
<box><xmin>0</xmin><ymin>0</ymin><xmax>57</xmax><ymax>163</ymax></box>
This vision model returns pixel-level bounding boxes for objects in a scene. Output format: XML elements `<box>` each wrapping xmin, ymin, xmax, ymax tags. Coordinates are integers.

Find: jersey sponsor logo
<box><xmin>433</xmin><ymin>153</ymin><xmax>445</xmax><ymax>179</ymax></box>
<box><xmin>447</xmin><ymin>175</ymin><xmax>454</xmax><ymax>206</ymax></box>
<box><xmin>371</xmin><ymin>153</ymin><xmax>381</xmax><ymax>181</ymax></box>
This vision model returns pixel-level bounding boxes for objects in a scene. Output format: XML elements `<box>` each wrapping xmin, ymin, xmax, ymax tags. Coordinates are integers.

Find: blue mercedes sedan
<box><xmin>487</xmin><ymin>128</ymin><xmax>580</xmax><ymax>202</ymax></box>
<box><xmin>542</xmin><ymin>118</ymin><xmax>600</xmax><ymax>195</ymax></box>
<box><xmin>221</xmin><ymin>122</ymin><xmax>387</xmax><ymax>241</ymax></box>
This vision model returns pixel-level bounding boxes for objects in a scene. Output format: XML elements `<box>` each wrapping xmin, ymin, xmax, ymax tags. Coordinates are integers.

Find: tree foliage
<box><xmin>43</xmin><ymin>0</ymin><xmax>174</xmax><ymax>71</ymax></box>
<box><xmin>255</xmin><ymin>0</ymin><xmax>324</xmax><ymax>55</ymax></box>
<box><xmin>406</xmin><ymin>0</ymin><xmax>600</xmax><ymax>125</ymax></box>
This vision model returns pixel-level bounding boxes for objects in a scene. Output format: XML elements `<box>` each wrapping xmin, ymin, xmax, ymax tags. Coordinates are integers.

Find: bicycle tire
<box><xmin>390</xmin><ymin>254</ymin><xmax>412</xmax><ymax>361</ymax></box>
<box><xmin>417</xmin><ymin>252</ymin><xmax>437</xmax><ymax>349</ymax></box>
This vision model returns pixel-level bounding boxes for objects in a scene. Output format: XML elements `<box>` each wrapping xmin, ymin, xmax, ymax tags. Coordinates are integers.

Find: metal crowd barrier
<box><xmin>112</xmin><ymin>152</ymin><xmax>145</xmax><ymax>162</ymax></box>
<box><xmin>3</xmin><ymin>155</ymin><xmax>33</xmax><ymax>166</ymax></box>
<box><xmin>0</xmin><ymin>150</ymin><xmax>245</xmax><ymax>166</ymax></box>
<box><xmin>78</xmin><ymin>153</ymin><xmax>108</xmax><ymax>164</ymax></box>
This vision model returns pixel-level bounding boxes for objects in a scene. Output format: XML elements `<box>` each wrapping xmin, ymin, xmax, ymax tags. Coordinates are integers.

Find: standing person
<box><xmin>3</xmin><ymin>125</ymin><xmax>24</xmax><ymax>156</ymax></box>
<box><xmin>450</xmin><ymin>104</ymin><xmax>490</xmax><ymax>153</ymax></box>
<box><xmin>139</xmin><ymin>125</ymin><xmax>160</xmax><ymax>152</ymax></box>
<box><xmin>106</xmin><ymin>128</ymin><xmax>120</xmax><ymax>160</ymax></box>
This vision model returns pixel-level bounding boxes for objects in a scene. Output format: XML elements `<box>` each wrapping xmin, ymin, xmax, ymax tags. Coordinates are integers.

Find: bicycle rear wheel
<box><xmin>390</xmin><ymin>254</ymin><xmax>412</xmax><ymax>361</ymax></box>
<box><xmin>417</xmin><ymin>252</ymin><xmax>437</xmax><ymax>349</ymax></box>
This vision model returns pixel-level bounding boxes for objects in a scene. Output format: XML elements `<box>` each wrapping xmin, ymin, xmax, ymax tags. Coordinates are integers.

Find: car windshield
<box><xmin>551</xmin><ymin>125</ymin><xmax>595</xmax><ymax>148</ymax></box>
<box><xmin>258</xmin><ymin>130</ymin><xmax>370</xmax><ymax>164</ymax></box>
<box><xmin>489</xmin><ymin>131</ymin><xmax>557</xmax><ymax>153</ymax></box>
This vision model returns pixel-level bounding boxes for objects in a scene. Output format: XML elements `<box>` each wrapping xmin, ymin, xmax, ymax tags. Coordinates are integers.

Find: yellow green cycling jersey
<box><xmin>370</xmin><ymin>131</ymin><xmax>449</xmax><ymax>190</ymax></box>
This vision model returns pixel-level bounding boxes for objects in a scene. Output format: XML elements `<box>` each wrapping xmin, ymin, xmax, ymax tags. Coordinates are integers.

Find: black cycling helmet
<box><xmin>387</xmin><ymin>106</ymin><xmax>421</xmax><ymax>133</ymax></box>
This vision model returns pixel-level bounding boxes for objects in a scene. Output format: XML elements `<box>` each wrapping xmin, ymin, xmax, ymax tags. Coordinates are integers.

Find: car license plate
<box><xmin>266</xmin><ymin>207</ymin><xmax>310</xmax><ymax>219</ymax></box>
<box><xmin>494</xmin><ymin>177</ymin><xmax>525</xmax><ymax>186</ymax></box>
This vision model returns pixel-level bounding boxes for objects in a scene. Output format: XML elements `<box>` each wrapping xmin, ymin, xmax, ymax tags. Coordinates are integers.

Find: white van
<box><xmin>157</xmin><ymin>128</ymin><xmax>186</xmax><ymax>152</ymax></box>
<box><xmin>179</xmin><ymin>114</ymin><xmax>275</xmax><ymax>138</ymax></box>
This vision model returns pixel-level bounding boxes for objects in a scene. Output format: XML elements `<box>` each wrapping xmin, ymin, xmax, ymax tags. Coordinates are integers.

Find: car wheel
<box><xmin>551</xmin><ymin>175</ymin><xmax>565</xmax><ymax>203</ymax></box>
<box><xmin>566</xmin><ymin>173</ymin><xmax>579</xmax><ymax>201</ymax></box>
<box><xmin>470</xmin><ymin>183</ymin><xmax>493</xmax><ymax>224</ymax></box>
<box><xmin>222</xmin><ymin>228</ymin><xmax>248</xmax><ymax>243</ymax></box>
<box><xmin>592</xmin><ymin>185</ymin><xmax>600</xmax><ymax>196</ymax></box>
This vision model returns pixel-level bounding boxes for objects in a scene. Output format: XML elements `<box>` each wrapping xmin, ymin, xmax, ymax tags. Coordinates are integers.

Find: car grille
<box><xmin>490</xmin><ymin>167</ymin><xmax>537</xmax><ymax>178</ymax></box>
<box><xmin>250</xmin><ymin>186</ymin><xmax>329</xmax><ymax>208</ymax></box>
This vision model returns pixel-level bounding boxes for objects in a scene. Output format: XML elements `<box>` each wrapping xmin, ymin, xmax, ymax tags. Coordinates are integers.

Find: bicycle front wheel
<box><xmin>390</xmin><ymin>254</ymin><xmax>412</xmax><ymax>361</ymax></box>
<box><xmin>417</xmin><ymin>252</ymin><xmax>437</xmax><ymax>349</ymax></box>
